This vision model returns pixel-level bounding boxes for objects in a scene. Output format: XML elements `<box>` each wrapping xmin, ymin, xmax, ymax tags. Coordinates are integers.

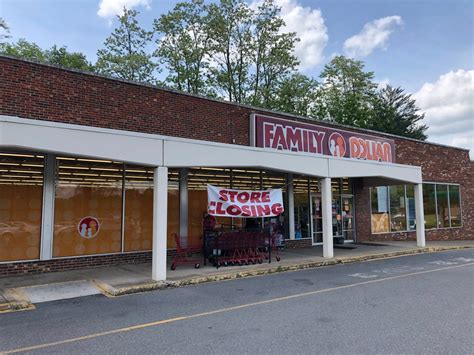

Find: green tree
<box><xmin>372</xmin><ymin>85</ymin><xmax>428</xmax><ymax>140</ymax></box>
<box><xmin>45</xmin><ymin>45</ymin><xmax>94</xmax><ymax>71</ymax></box>
<box><xmin>0</xmin><ymin>39</ymin><xmax>93</xmax><ymax>71</ymax></box>
<box><xmin>96</xmin><ymin>8</ymin><xmax>157</xmax><ymax>83</ymax></box>
<box><xmin>154</xmin><ymin>0</ymin><xmax>212</xmax><ymax>94</ymax></box>
<box><xmin>207</xmin><ymin>0</ymin><xmax>253</xmax><ymax>102</ymax></box>
<box><xmin>268</xmin><ymin>73</ymin><xmax>325</xmax><ymax>118</ymax></box>
<box><xmin>0</xmin><ymin>17</ymin><xmax>10</xmax><ymax>43</ymax></box>
<box><xmin>0</xmin><ymin>39</ymin><xmax>45</xmax><ymax>61</ymax></box>
<box><xmin>320</xmin><ymin>55</ymin><xmax>377</xmax><ymax>127</ymax></box>
<box><xmin>250</xmin><ymin>0</ymin><xmax>299</xmax><ymax>108</ymax></box>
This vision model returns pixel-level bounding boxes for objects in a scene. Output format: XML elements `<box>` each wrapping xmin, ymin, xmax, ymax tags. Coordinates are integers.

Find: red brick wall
<box><xmin>354</xmin><ymin>142</ymin><xmax>473</xmax><ymax>241</ymax></box>
<box><xmin>0</xmin><ymin>252</ymin><xmax>152</xmax><ymax>276</ymax></box>
<box><xmin>1</xmin><ymin>56</ymin><xmax>472</xmax><ymax>245</ymax></box>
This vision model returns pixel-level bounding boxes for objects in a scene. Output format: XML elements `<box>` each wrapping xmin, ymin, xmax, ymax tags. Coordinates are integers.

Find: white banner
<box><xmin>207</xmin><ymin>184</ymin><xmax>284</xmax><ymax>218</ymax></box>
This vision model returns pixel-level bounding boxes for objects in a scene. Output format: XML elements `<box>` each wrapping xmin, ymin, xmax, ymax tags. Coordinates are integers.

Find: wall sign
<box><xmin>251</xmin><ymin>114</ymin><xmax>396</xmax><ymax>163</ymax></box>
<box><xmin>207</xmin><ymin>185</ymin><xmax>284</xmax><ymax>218</ymax></box>
<box><xmin>77</xmin><ymin>216</ymin><xmax>100</xmax><ymax>239</ymax></box>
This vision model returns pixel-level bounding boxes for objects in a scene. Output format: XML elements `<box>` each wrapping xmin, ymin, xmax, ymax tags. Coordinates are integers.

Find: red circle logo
<box><xmin>328</xmin><ymin>133</ymin><xmax>346</xmax><ymax>157</ymax></box>
<box><xmin>77</xmin><ymin>216</ymin><xmax>100</xmax><ymax>239</ymax></box>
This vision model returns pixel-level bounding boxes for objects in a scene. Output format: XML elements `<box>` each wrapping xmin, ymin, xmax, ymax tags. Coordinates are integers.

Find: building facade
<box><xmin>0</xmin><ymin>56</ymin><xmax>472</xmax><ymax>278</ymax></box>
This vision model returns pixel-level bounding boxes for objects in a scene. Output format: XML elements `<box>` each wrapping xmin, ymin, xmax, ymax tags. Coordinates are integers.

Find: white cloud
<box><xmin>251</xmin><ymin>0</ymin><xmax>328</xmax><ymax>70</ymax></box>
<box><xmin>97</xmin><ymin>0</ymin><xmax>151</xmax><ymax>18</ymax></box>
<box><xmin>343</xmin><ymin>16</ymin><xmax>403</xmax><ymax>58</ymax></box>
<box><xmin>414</xmin><ymin>69</ymin><xmax>474</xmax><ymax>158</ymax></box>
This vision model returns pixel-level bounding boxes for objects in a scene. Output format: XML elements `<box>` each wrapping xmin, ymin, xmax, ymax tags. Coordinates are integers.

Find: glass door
<box><xmin>341</xmin><ymin>195</ymin><xmax>354</xmax><ymax>241</ymax></box>
<box><xmin>332</xmin><ymin>196</ymin><xmax>342</xmax><ymax>239</ymax></box>
<box><xmin>310</xmin><ymin>194</ymin><xmax>323</xmax><ymax>244</ymax></box>
<box><xmin>310</xmin><ymin>192</ymin><xmax>355</xmax><ymax>244</ymax></box>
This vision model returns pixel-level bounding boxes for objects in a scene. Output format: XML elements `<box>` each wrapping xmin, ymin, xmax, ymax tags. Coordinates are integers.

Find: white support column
<box><xmin>321</xmin><ymin>177</ymin><xmax>333</xmax><ymax>258</ymax></box>
<box><xmin>152</xmin><ymin>166</ymin><xmax>168</xmax><ymax>281</ymax></box>
<box><xmin>287</xmin><ymin>174</ymin><xmax>295</xmax><ymax>240</ymax></box>
<box><xmin>414</xmin><ymin>183</ymin><xmax>426</xmax><ymax>247</ymax></box>
<box><xmin>40</xmin><ymin>154</ymin><xmax>55</xmax><ymax>260</ymax></box>
<box><xmin>179</xmin><ymin>168</ymin><xmax>188</xmax><ymax>248</ymax></box>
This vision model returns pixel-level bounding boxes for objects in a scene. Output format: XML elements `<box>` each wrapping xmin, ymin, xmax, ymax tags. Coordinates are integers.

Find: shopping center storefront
<box><xmin>0</xmin><ymin>56</ymin><xmax>472</xmax><ymax>279</ymax></box>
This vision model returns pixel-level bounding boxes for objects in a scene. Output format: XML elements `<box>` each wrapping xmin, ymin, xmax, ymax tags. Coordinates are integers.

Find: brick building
<box><xmin>0</xmin><ymin>55</ymin><xmax>471</xmax><ymax>278</ymax></box>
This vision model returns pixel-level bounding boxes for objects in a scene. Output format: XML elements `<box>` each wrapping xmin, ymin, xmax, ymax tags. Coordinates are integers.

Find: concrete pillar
<box><xmin>287</xmin><ymin>174</ymin><xmax>295</xmax><ymax>240</ymax></box>
<box><xmin>40</xmin><ymin>154</ymin><xmax>55</xmax><ymax>260</ymax></box>
<box><xmin>414</xmin><ymin>183</ymin><xmax>426</xmax><ymax>247</ymax></box>
<box><xmin>152</xmin><ymin>166</ymin><xmax>168</xmax><ymax>281</ymax></box>
<box><xmin>179</xmin><ymin>168</ymin><xmax>188</xmax><ymax>248</ymax></box>
<box><xmin>321</xmin><ymin>177</ymin><xmax>333</xmax><ymax>258</ymax></box>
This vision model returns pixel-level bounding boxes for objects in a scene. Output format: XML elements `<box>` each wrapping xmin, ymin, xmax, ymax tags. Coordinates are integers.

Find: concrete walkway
<box><xmin>0</xmin><ymin>240</ymin><xmax>472</xmax><ymax>310</ymax></box>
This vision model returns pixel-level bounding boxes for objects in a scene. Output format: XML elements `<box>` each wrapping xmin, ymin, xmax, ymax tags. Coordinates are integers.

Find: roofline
<box><xmin>0</xmin><ymin>54</ymin><xmax>469</xmax><ymax>153</ymax></box>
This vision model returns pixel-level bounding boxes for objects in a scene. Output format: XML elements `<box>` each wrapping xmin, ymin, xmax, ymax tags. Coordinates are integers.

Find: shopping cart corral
<box><xmin>204</xmin><ymin>229</ymin><xmax>282</xmax><ymax>269</ymax></box>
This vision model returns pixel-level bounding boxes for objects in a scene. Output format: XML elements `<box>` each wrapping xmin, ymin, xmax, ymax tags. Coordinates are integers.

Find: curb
<box><xmin>98</xmin><ymin>245</ymin><xmax>473</xmax><ymax>297</ymax></box>
<box><xmin>0</xmin><ymin>289</ymin><xmax>35</xmax><ymax>314</ymax></box>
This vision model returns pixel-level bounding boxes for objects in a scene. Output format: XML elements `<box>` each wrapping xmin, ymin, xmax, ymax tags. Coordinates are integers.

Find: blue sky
<box><xmin>1</xmin><ymin>0</ymin><xmax>473</xmax><ymax>155</ymax></box>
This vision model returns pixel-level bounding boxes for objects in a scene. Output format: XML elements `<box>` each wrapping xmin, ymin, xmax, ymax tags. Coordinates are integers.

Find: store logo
<box><xmin>328</xmin><ymin>132</ymin><xmax>346</xmax><ymax>158</ymax></box>
<box><xmin>77</xmin><ymin>216</ymin><xmax>100</xmax><ymax>239</ymax></box>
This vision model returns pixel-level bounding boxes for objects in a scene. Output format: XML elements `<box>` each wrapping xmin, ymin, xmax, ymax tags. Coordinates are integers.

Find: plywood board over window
<box><xmin>0</xmin><ymin>152</ymin><xmax>44</xmax><ymax>261</ymax></box>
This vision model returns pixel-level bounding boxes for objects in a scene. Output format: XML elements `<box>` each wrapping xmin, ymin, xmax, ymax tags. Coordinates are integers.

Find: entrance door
<box><xmin>310</xmin><ymin>193</ymin><xmax>355</xmax><ymax>245</ymax></box>
<box><xmin>310</xmin><ymin>194</ymin><xmax>323</xmax><ymax>245</ymax></box>
<box><xmin>341</xmin><ymin>195</ymin><xmax>355</xmax><ymax>241</ymax></box>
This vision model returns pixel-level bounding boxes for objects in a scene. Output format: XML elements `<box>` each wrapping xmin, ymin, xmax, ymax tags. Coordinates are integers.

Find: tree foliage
<box><xmin>371</xmin><ymin>85</ymin><xmax>428</xmax><ymax>140</ymax></box>
<box><xmin>0</xmin><ymin>39</ymin><xmax>93</xmax><ymax>71</ymax></box>
<box><xmin>249</xmin><ymin>0</ymin><xmax>299</xmax><ymax>107</ymax></box>
<box><xmin>96</xmin><ymin>8</ymin><xmax>157</xmax><ymax>83</ymax></box>
<box><xmin>0</xmin><ymin>7</ymin><xmax>430</xmax><ymax>141</ymax></box>
<box><xmin>320</xmin><ymin>55</ymin><xmax>377</xmax><ymax>127</ymax></box>
<box><xmin>0</xmin><ymin>17</ymin><xmax>10</xmax><ymax>43</ymax></box>
<box><xmin>207</xmin><ymin>0</ymin><xmax>253</xmax><ymax>102</ymax></box>
<box><xmin>154</xmin><ymin>0</ymin><xmax>212</xmax><ymax>94</ymax></box>
<box><xmin>268</xmin><ymin>73</ymin><xmax>325</xmax><ymax>118</ymax></box>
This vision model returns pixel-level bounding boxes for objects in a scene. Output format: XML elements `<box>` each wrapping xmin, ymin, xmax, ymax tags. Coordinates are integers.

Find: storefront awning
<box><xmin>0</xmin><ymin>115</ymin><xmax>422</xmax><ymax>184</ymax></box>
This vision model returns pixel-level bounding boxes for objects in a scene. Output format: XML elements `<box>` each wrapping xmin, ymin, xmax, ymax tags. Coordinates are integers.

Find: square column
<box><xmin>414</xmin><ymin>183</ymin><xmax>426</xmax><ymax>247</ymax></box>
<box><xmin>287</xmin><ymin>174</ymin><xmax>295</xmax><ymax>240</ymax></box>
<box><xmin>152</xmin><ymin>166</ymin><xmax>168</xmax><ymax>281</ymax></box>
<box><xmin>321</xmin><ymin>177</ymin><xmax>333</xmax><ymax>258</ymax></box>
<box><xmin>179</xmin><ymin>168</ymin><xmax>188</xmax><ymax>248</ymax></box>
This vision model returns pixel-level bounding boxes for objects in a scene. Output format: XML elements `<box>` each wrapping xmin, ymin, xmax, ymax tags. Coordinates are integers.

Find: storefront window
<box><xmin>0</xmin><ymin>152</ymin><xmax>43</xmax><ymax>261</ymax></box>
<box><xmin>262</xmin><ymin>171</ymin><xmax>287</xmax><ymax>238</ymax></box>
<box><xmin>123</xmin><ymin>167</ymin><xmax>153</xmax><ymax>252</ymax></box>
<box><xmin>406</xmin><ymin>185</ymin><xmax>416</xmax><ymax>231</ymax></box>
<box><xmin>436</xmin><ymin>184</ymin><xmax>450</xmax><ymax>228</ymax></box>
<box><xmin>188</xmin><ymin>168</ymin><xmax>232</xmax><ymax>242</ymax></box>
<box><xmin>449</xmin><ymin>185</ymin><xmax>462</xmax><ymax>227</ymax></box>
<box><xmin>293</xmin><ymin>177</ymin><xmax>309</xmax><ymax>239</ymax></box>
<box><xmin>423</xmin><ymin>184</ymin><xmax>437</xmax><ymax>229</ymax></box>
<box><xmin>371</xmin><ymin>183</ymin><xmax>461</xmax><ymax>233</ymax></box>
<box><xmin>53</xmin><ymin>158</ymin><xmax>123</xmax><ymax>257</ymax></box>
<box><xmin>371</xmin><ymin>186</ymin><xmax>390</xmax><ymax>233</ymax></box>
<box><xmin>389</xmin><ymin>185</ymin><xmax>407</xmax><ymax>232</ymax></box>
<box><xmin>309</xmin><ymin>178</ymin><xmax>322</xmax><ymax>244</ymax></box>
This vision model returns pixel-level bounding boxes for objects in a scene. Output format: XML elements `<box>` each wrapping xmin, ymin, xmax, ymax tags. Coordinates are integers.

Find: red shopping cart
<box><xmin>170</xmin><ymin>233</ymin><xmax>202</xmax><ymax>270</ymax></box>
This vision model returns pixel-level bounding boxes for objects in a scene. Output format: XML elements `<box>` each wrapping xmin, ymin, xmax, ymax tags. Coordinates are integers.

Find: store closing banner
<box><xmin>207</xmin><ymin>185</ymin><xmax>284</xmax><ymax>218</ymax></box>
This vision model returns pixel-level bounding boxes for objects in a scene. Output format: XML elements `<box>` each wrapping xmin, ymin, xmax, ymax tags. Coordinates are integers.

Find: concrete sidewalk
<box><xmin>1</xmin><ymin>240</ymin><xmax>472</xmax><ymax>311</ymax></box>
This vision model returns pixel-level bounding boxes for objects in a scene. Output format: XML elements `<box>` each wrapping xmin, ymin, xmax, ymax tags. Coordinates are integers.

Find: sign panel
<box><xmin>252</xmin><ymin>114</ymin><xmax>396</xmax><ymax>163</ymax></box>
<box><xmin>207</xmin><ymin>185</ymin><xmax>284</xmax><ymax>218</ymax></box>
<box><xmin>77</xmin><ymin>216</ymin><xmax>100</xmax><ymax>239</ymax></box>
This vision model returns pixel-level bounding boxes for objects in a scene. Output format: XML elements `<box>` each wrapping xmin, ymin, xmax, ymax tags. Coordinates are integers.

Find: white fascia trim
<box><xmin>0</xmin><ymin>115</ymin><xmax>422</xmax><ymax>182</ymax></box>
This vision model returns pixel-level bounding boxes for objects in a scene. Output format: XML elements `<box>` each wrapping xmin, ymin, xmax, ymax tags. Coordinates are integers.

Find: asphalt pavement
<box><xmin>1</xmin><ymin>249</ymin><xmax>473</xmax><ymax>354</ymax></box>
